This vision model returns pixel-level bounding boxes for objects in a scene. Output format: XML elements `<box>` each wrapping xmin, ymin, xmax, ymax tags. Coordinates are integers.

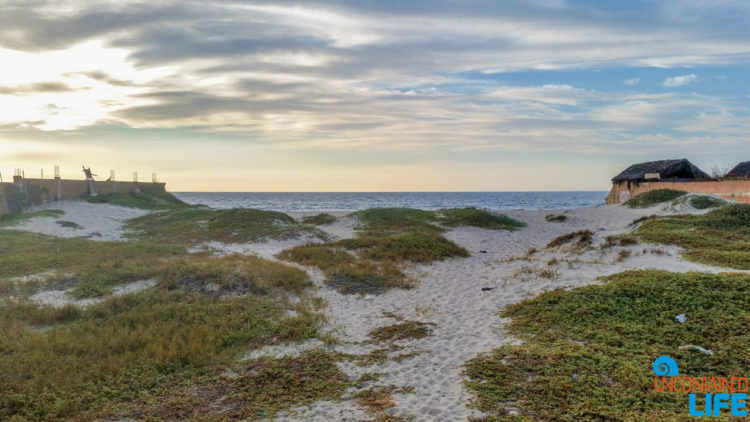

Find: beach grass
<box><xmin>638</xmin><ymin>203</ymin><xmax>750</xmax><ymax>269</ymax></box>
<box><xmin>0</xmin><ymin>226</ymin><xmax>336</xmax><ymax>420</ymax></box>
<box><xmin>84</xmin><ymin>191</ymin><xmax>187</xmax><ymax>210</ymax></box>
<box><xmin>624</xmin><ymin>188</ymin><xmax>686</xmax><ymax>208</ymax></box>
<box><xmin>440</xmin><ymin>208</ymin><xmax>526</xmax><ymax>230</ymax></box>
<box><xmin>126</xmin><ymin>206</ymin><xmax>321</xmax><ymax>244</ymax></box>
<box><xmin>689</xmin><ymin>195</ymin><xmax>725</xmax><ymax>209</ymax></box>
<box><xmin>465</xmin><ymin>270</ymin><xmax>750</xmax><ymax>421</ymax></box>
<box><xmin>302</xmin><ymin>213</ymin><xmax>338</xmax><ymax>225</ymax></box>
<box><xmin>369</xmin><ymin>320</ymin><xmax>434</xmax><ymax>342</ymax></box>
<box><xmin>128</xmin><ymin>348</ymin><xmax>349</xmax><ymax>420</ymax></box>
<box><xmin>0</xmin><ymin>209</ymin><xmax>65</xmax><ymax>226</ymax></box>
<box><xmin>0</xmin><ymin>289</ymin><xmax>323</xmax><ymax>420</ymax></box>
<box><xmin>279</xmin><ymin>208</ymin><xmax>479</xmax><ymax>294</ymax></box>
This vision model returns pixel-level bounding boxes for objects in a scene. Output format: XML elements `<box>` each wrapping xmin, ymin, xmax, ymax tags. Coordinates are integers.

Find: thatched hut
<box><xmin>606</xmin><ymin>158</ymin><xmax>710</xmax><ymax>204</ymax></box>
<box><xmin>727</xmin><ymin>161</ymin><xmax>750</xmax><ymax>178</ymax></box>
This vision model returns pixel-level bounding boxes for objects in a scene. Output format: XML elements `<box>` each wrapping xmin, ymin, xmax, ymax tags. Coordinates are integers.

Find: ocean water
<box><xmin>173</xmin><ymin>191</ymin><xmax>608</xmax><ymax>212</ymax></box>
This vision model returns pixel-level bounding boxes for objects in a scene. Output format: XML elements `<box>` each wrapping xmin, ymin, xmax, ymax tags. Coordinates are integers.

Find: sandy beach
<box><xmin>1</xmin><ymin>194</ymin><xmax>740</xmax><ymax>421</ymax></box>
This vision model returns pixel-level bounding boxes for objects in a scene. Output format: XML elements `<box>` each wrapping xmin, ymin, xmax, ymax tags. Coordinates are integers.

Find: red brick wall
<box><xmin>0</xmin><ymin>178</ymin><xmax>167</xmax><ymax>215</ymax></box>
<box><xmin>606</xmin><ymin>180</ymin><xmax>750</xmax><ymax>204</ymax></box>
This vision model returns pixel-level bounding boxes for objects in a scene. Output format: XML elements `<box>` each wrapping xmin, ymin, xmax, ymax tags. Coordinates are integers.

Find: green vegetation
<box><xmin>624</xmin><ymin>188</ymin><xmax>686</xmax><ymax>208</ymax></box>
<box><xmin>465</xmin><ymin>270</ymin><xmax>750</xmax><ymax>421</ymax></box>
<box><xmin>0</xmin><ymin>209</ymin><xmax>65</xmax><ymax>227</ymax></box>
<box><xmin>0</xmin><ymin>226</ymin><xmax>334</xmax><ymax>420</ymax></box>
<box><xmin>440</xmin><ymin>208</ymin><xmax>526</xmax><ymax>230</ymax></box>
<box><xmin>279</xmin><ymin>208</ymin><xmax>485</xmax><ymax>294</ymax></box>
<box><xmin>689</xmin><ymin>195</ymin><xmax>725</xmax><ymax>210</ymax></box>
<box><xmin>369</xmin><ymin>321</ymin><xmax>434</xmax><ymax>342</ymax></box>
<box><xmin>302</xmin><ymin>213</ymin><xmax>338</xmax><ymax>225</ymax></box>
<box><xmin>55</xmin><ymin>220</ymin><xmax>82</xmax><ymax>229</ymax></box>
<box><xmin>545</xmin><ymin>214</ymin><xmax>567</xmax><ymax>223</ymax></box>
<box><xmin>84</xmin><ymin>191</ymin><xmax>187</xmax><ymax>210</ymax></box>
<box><xmin>638</xmin><ymin>204</ymin><xmax>750</xmax><ymax>269</ymax></box>
<box><xmin>546</xmin><ymin>230</ymin><xmax>593</xmax><ymax>249</ymax></box>
<box><xmin>130</xmin><ymin>349</ymin><xmax>350</xmax><ymax>420</ymax></box>
<box><xmin>127</xmin><ymin>206</ymin><xmax>321</xmax><ymax>244</ymax></box>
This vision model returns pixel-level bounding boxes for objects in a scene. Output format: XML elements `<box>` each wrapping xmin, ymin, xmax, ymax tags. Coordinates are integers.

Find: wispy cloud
<box><xmin>624</xmin><ymin>78</ymin><xmax>640</xmax><ymax>86</ymax></box>
<box><xmin>662</xmin><ymin>74</ymin><xmax>698</xmax><ymax>87</ymax></box>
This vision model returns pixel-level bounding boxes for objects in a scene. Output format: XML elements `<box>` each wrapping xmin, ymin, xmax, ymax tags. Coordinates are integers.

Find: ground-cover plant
<box><xmin>637</xmin><ymin>204</ymin><xmax>750</xmax><ymax>269</ymax></box>
<box><xmin>84</xmin><ymin>191</ymin><xmax>187</xmax><ymax>210</ymax></box>
<box><xmin>440</xmin><ymin>208</ymin><xmax>526</xmax><ymax>230</ymax></box>
<box><xmin>465</xmin><ymin>270</ymin><xmax>750</xmax><ymax>421</ymax></box>
<box><xmin>280</xmin><ymin>208</ymin><xmax>475</xmax><ymax>294</ymax></box>
<box><xmin>0</xmin><ymin>230</ymin><xmax>186</xmax><ymax>298</ymax></box>
<box><xmin>127</xmin><ymin>206</ymin><xmax>321</xmax><ymax>244</ymax></box>
<box><xmin>689</xmin><ymin>195</ymin><xmax>726</xmax><ymax>210</ymax></box>
<box><xmin>0</xmin><ymin>209</ymin><xmax>65</xmax><ymax>227</ymax></box>
<box><xmin>546</xmin><ymin>230</ymin><xmax>593</xmax><ymax>249</ymax></box>
<box><xmin>124</xmin><ymin>348</ymin><xmax>349</xmax><ymax>421</ymax></box>
<box><xmin>369</xmin><ymin>320</ymin><xmax>435</xmax><ymax>342</ymax></box>
<box><xmin>624</xmin><ymin>188</ymin><xmax>686</xmax><ymax>208</ymax></box>
<box><xmin>0</xmin><ymin>287</ymin><xmax>322</xmax><ymax>420</ymax></box>
<box><xmin>302</xmin><ymin>213</ymin><xmax>337</xmax><ymax>225</ymax></box>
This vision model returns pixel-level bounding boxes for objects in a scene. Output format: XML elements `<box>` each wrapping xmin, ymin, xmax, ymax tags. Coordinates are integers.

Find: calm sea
<box><xmin>173</xmin><ymin>192</ymin><xmax>608</xmax><ymax>212</ymax></box>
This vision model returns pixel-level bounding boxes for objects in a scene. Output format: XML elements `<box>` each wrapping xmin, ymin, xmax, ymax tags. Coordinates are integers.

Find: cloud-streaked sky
<box><xmin>1</xmin><ymin>0</ymin><xmax>750</xmax><ymax>191</ymax></box>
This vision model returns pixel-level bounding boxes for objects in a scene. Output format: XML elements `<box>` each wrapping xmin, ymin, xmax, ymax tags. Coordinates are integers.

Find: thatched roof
<box><xmin>727</xmin><ymin>161</ymin><xmax>750</xmax><ymax>178</ymax></box>
<box><xmin>612</xmin><ymin>159</ymin><xmax>710</xmax><ymax>183</ymax></box>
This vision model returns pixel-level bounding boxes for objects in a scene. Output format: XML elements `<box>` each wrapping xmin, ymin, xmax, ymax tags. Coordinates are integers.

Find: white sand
<box><xmin>4</xmin><ymin>199</ymin><xmax>743</xmax><ymax>420</ymax></box>
<box><xmin>2</xmin><ymin>200</ymin><xmax>149</xmax><ymax>241</ymax></box>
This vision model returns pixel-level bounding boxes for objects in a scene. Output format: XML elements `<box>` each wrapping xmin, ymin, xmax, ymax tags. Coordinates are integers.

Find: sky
<box><xmin>1</xmin><ymin>0</ymin><xmax>750</xmax><ymax>192</ymax></box>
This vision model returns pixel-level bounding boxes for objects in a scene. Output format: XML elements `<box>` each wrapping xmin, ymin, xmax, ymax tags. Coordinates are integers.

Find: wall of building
<box><xmin>0</xmin><ymin>178</ymin><xmax>167</xmax><ymax>216</ymax></box>
<box><xmin>606</xmin><ymin>179</ymin><xmax>750</xmax><ymax>204</ymax></box>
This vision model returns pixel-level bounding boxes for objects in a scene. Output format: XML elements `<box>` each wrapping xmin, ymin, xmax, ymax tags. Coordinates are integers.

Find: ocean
<box><xmin>173</xmin><ymin>191</ymin><xmax>608</xmax><ymax>212</ymax></box>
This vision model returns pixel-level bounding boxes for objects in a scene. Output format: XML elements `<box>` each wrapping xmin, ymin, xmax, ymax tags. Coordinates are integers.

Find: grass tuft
<box><xmin>689</xmin><ymin>195</ymin><xmax>725</xmax><ymax>210</ymax></box>
<box><xmin>84</xmin><ymin>191</ymin><xmax>187</xmax><ymax>210</ymax></box>
<box><xmin>546</xmin><ymin>230</ymin><xmax>593</xmax><ymax>249</ymax></box>
<box><xmin>440</xmin><ymin>208</ymin><xmax>526</xmax><ymax>230</ymax></box>
<box><xmin>0</xmin><ymin>209</ymin><xmax>65</xmax><ymax>226</ymax></box>
<box><xmin>624</xmin><ymin>188</ymin><xmax>686</xmax><ymax>208</ymax></box>
<box><xmin>369</xmin><ymin>321</ymin><xmax>435</xmax><ymax>342</ymax></box>
<box><xmin>302</xmin><ymin>213</ymin><xmax>337</xmax><ymax>225</ymax></box>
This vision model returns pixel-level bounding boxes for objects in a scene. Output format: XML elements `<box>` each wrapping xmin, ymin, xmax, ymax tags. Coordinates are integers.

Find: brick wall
<box><xmin>606</xmin><ymin>180</ymin><xmax>750</xmax><ymax>204</ymax></box>
<box><xmin>0</xmin><ymin>178</ymin><xmax>167</xmax><ymax>215</ymax></box>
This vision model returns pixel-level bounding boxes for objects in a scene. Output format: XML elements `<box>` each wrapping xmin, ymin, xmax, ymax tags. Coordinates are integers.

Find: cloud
<box><xmin>624</xmin><ymin>78</ymin><xmax>640</xmax><ymax>86</ymax></box>
<box><xmin>662</xmin><ymin>74</ymin><xmax>698</xmax><ymax>87</ymax></box>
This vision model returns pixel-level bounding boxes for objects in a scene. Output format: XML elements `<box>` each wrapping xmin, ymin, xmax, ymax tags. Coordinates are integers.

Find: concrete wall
<box><xmin>0</xmin><ymin>178</ymin><xmax>167</xmax><ymax>216</ymax></box>
<box><xmin>606</xmin><ymin>179</ymin><xmax>750</xmax><ymax>204</ymax></box>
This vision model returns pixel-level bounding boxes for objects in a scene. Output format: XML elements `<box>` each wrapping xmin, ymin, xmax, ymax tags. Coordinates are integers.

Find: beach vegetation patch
<box><xmin>370</xmin><ymin>320</ymin><xmax>435</xmax><ymax>342</ymax></box>
<box><xmin>0</xmin><ymin>288</ymin><xmax>322</xmax><ymax>420</ymax></box>
<box><xmin>440</xmin><ymin>208</ymin><xmax>526</xmax><ymax>230</ymax></box>
<box><xmin>465</xmin><ymin>270</ymin><xmax>750</xmax><ymax>421</ymax></box>
<box><xmin>126</xmin><ymin>206</ymin><xmax>320</xmax><ymax>244</ymax></box>
<box><xmin>625</xmin><ymin>188</ymin><xmax>686</xmax><ymax>208</ymax></box>
<box><xmin>280</xmin><ymin>208</ymin><xmax>470</xmax><ymax>294</ymax></box>
<box><xmin>546</xmin><ymin>230</ymin><xmax>593</xmax><ymax>249</ymax></box>
<box><xmin>0</xmin><ymin>209</ymin><xmax>65</xmax><ymax>226</ymax></box>
<box><xmin>638</xmin><ymin>204</ymin><xmax>750</xmax><ymax>269</ymax></box>
<box><xmin>689</xmin><ymin>195</ymin><xmax>726</xmax><ymax>210</ymax></box>
<box><xmin>129</xmin><ymin>348</ymin><xmax>349</xmax><ymax>420</ymax></box>
<box><xmin>302</xmin><ymin>213</ymin><xmax>337</xmax><ymax>225</ymax></box>
<box><xmin>84</xmin><ymin>191</ymin><xmax>187</xmax><ymax>210</ymax></box>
